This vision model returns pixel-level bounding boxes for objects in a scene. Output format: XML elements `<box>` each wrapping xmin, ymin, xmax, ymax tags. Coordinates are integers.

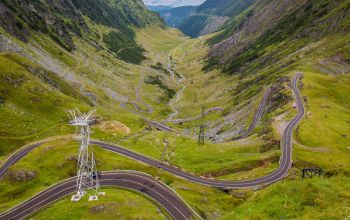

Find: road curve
<box><xmin>93</xmin><ymin>73</ymin><xmax>304</xmax><ymax>188</ymax></box>
<box><xmin>229</xmin><ymin>86</ymin><xmax>274</xmax><ymax>141</ymax></box>
<box><xmin>165</xmin><ymin>107</ymin><xmax>225</xmax><ymax>124</ymax></box>
<box><xmin>0</xmin><ymin>73</ymin><xmax>305</xmax><ymax>189</ymax></box>
<box><xmin>0</xmin><ymin>142</ymin><xmax>44</xmax><ymax>180</ymax></box>
<box><xmin>0</xmin><ymin>172</ymin><xmax>193</xmax><ymax>220</ymax></box>
<box><xmin>0</xmin><ymin>73</ymin><xmax>304</xmax><ymax>189</ymax></box>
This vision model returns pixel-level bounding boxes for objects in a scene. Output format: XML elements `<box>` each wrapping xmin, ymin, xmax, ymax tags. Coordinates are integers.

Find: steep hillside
<box><xmin>201</xmin><ymin>0</ymin><xmax>350</xmax><ymax>179</ymax></box>
<box><xmin>197</xmin><ymin>0</ymin><xmax>255</xmax><ymax>17</ymax></box>
<box><xmin>147</xmin><ymin>5</ymin><xmax>173</xmax><ymax>11</ymax></box>
<box><xmin>1</xmin><ymin>0</ymin><xmax>350</xmax><ymax>219</ymax></box>
<box><xmin>144</xmin><ymin>0</ymin><xmax>205</xmax><ymax>7</ymax></box>
<box><xmin>178</xmin><ymin>0</ymin><xmax>255</xmax><ymax>37</ymax></box>
<box><xmin>157</xmin><ymin>6</ymin><xmax>196</xmax><ymax>27</ymax></box>
<box><xmin>207</xmin><ymin>0</ymin><xmax>350</xmax><ymax>74</ymax></box>
<box><xmin>0</xmin><ymin>0</ymin><xmax>164</xmax><ymax>154</ymax></box>
<box><xmin>0</xmin><ymin>0</ymin><xmax>164</xmax><ymax>64</ymax></box>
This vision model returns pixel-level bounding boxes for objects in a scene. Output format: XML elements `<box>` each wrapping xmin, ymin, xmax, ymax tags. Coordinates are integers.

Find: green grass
<box><xmin>293</xmin><ymin>66</ymin><xmax>350</xmax><ymax>171</ymax></box>
<box><xmin>32</xmin><ymin>188</ymin><xmax>168</xmax><ymax>220</ymax></box>
<box><xmin>118</xmin><ymin>129</ymin><xmax>278</xmax><ymax>178</ymax></box>
<box><xmin>221</xmin><ymin>176</ymin><xmax>350</xmax><ymax>220</ymax></box>
<box><xmin>1</xmin><ymin>7</ymin><xmax>350</xmax><ymax>219</ymax></box>
<box><xmin>0</xmin><ymin>137</ymin><xmax>242</xmax><ymax>219</ymax></box>
<box><xmin>0</xmin><ymin>53</ymin><xmax>87</xmax><ymax>155</ymax></box>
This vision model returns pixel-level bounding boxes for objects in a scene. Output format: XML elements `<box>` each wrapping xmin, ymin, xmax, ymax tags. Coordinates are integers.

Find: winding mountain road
<box><xmin>0</xmin><ymin>73</ymin><xmax>304</xmax><ymax>218</ymax></box>
<box><xmin>120</xmin><ymin>71</ymin><xmax>154</xmax><ymax>115</ymax></box>
<box><xmin>229</xmin><ymin>86</ymin><xmax>274</xmax><ymax>141</ymax></box>
<box><xmin>94</xmin><ymin>73</ymin><xmax>303</xmax><ymax>188</ymax></box>
<box><xmin>165</xmin><ymin>107</ymin><xmax>225</xmax><ymax>124</ymax></box>
<box><xmin>0</xmin><ymin>172</ymin><xmax>193</xmax><ymax>220</ymax></box>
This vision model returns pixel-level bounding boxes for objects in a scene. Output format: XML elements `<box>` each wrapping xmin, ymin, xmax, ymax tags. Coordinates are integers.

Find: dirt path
<box><xmin>166</xmin><ymin>55</ymin><xmax>187</xmax><ymax>121</ymax></box>
<box><xmin>165</xmin><ymin>107</ymin><xmax>224</xmax><ymax>123</ymax></box>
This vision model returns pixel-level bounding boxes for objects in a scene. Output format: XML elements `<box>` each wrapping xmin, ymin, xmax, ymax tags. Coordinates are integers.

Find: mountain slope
<box><xmin>157</xmin><ymin>6</ymin><xmax>196</xmax><ymax>27</ymax></box>
<box><xmin>207</xmin><ymin>0</ymin><xmax>350</xmax><ymax>74</ymax></box>
<box><xmin>201</xmin><ymin>0</ymin><xmax>350</xmax><ymax>179</ymax></box>
<box><xmin>0</xmin><ymin>0</ymin><xmax>165</xmax><ymax>154</ymax></box>
<box><xmin>144</xmin><ymin>0</ymin><xmax>205</xmax><ymax>7</ymax></box>
<box><xmin>1</xmin><ymin>0</ymin><xmax>350</xmax><ymax>219</ymax></box>
<box><xmin>196</xmin><ymin>0</ymin><xmax>255</xmax><ymax>17</ymax></box>
<box><xmin>178</xmin><ymin>0</ymin><xmax>255</xmax><ymax>37</ymax></box>
<box><xmin>0</xmin><ymin>0</ymin><xmax>164</xmax><ymax>64</ymax></box>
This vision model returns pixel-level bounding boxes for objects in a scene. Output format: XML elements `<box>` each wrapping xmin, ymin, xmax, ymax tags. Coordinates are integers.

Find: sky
<box><xmin>143</xmin><ymin>0</ymin><xmax>206</xmax><ymax>7</ymax></box>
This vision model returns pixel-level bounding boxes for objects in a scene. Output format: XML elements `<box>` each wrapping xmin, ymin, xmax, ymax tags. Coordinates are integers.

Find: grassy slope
<box><xmin>0</xmin><ymin>25</ymin><xmax>288</xmax><ymax>219</ymax></box>
<box><xmin>33</xmin><ymin>189</ymin><xmax>167</xmax><ymax>220</ymax></box>
<box><xmin>0</xmin><ymin>3</ymin><xmax>349</xmax><ymax>218</ymax></box>
<box><xmin>0</xmin><ymin>52</ymin><xmax>87</xmax><ymax>156</ymax></box>
<box><xmin>222</xmin><ymin>177</ymin><xmax>350</xmax><ymax>219</ymax></box>
<box><xmin>0</xmin><ymin>137</ymin><xmax>241</xmax><ymax>220</ymax></box>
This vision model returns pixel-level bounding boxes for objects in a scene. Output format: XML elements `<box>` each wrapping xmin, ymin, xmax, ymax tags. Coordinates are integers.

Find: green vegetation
<box><xmin>0</xmin><ymin>0</ymin><xmax>164</xmax><ymax>64</ymax></box>
<box><xmin>196</xmin><ymin>0</ymin><xmax>255</xmax><ymax>17</ymax></box>
<box><xmin>144</xmin><ymin>75</ymin><xmax>176</xmax><ymax>102</ymax></box>
<box><xmin>156</xmin><ymin>6</ymin><xmax>196</xmax><ymax>27</ymax></box>
<box><xmin>33</xmin><ymin>188</ymin><xmax>168</xmax><ymax>220</ymax></box>
<box><xmin>0</xmin><ymin>53</ymin><xmax>87</xmax><ymax>155</ymax></box>
<box><xmin>178</xmin><ymin>0</ymin><xmax>255</xmax><ymax>37</ymax></box>
<box><xmin>0</xmin><ymin>137</ymin><xmax>241</xmax><ymax>219</ymax></box>
<box><xmin>150</xmin><ymin>62</ymin><xmax>171</xmax><ymax>76</ymax></box>
<box><xmin>103</xmin><ymin>30</ymin><xmax>145</xmax><ymax>64</ymax></box>
<box><xmin>207</xmin><ymin>0</ymin><xmax>350</xmax><ymax>75</ymax></box>
<box><xmin>1</xmin><ymin>0</ymin><xmax>350</xmax><ymax>219</ymax></box>
<box><xmin>222</xmin><ymin>176</ymin><xmax>350</xmax><ymax>219</ymax></box>
<box><xmin>178</xmin><ymin>15</ymin><xmax>210</xmax><ymax>38</ymax></box>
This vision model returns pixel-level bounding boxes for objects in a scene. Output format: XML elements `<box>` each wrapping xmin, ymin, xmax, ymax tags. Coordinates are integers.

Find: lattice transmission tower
<box><xmin>198</xmin><ymin>107</ymin><xmax>206</xmax><ymax>145</ymax></box>
<box><xmin>68</xmin><ymin>109</ymin><xmax>104</xmax><ymax>202</ymax></box>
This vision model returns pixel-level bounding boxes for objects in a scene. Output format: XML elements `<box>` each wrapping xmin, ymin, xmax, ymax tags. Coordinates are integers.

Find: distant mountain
<box><xmin>178</xmin><ymin>0</ymin><xmax>255</xmax><ymax>37</ymax></box>
<box><xmin>143</xmin><ymin>0</ymin><xmax>205</xmax><ymax>7</ymax></box>
<box><xmin>147</xmin><ymin>5</ymin><xmax>173</xmax><ymax>12</ymax></box>
<box><xmin>157</xmin><ymin>6</ymin><xmax>197</xmax><ymax>27</ymax></box>
<box><xmin>149</xmin><ymin>0</ymin><xmax>255</xmax><ymax>37</ymax></box>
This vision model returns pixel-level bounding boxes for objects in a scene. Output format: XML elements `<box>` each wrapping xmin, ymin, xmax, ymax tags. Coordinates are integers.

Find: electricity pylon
<box><xmin>198</xmin><ymin>107</ymin><xmax>206</xmax><ymax>145</ymax></box>
<box><xmin>68</xmin><ymin>109</ymin><xmax>104</xmax><ymax>202</ymax></box>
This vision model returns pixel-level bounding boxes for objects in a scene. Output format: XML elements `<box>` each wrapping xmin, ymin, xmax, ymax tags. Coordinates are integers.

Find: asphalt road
<box><xmin>165</xmin><ymin>107</ymin><xmax>225</xmax><ymax>124</ymax></box>
<box><xmin>230</xmin><ymin>86</ymin><xmax>274</xmax><ymax>141</ymax></box>
<box><xmin>0</xmin><ymin>172</ymin><xmax>193</xmax><ymax>220</ymax></box>
<box><xmin>0</xmin><ymin>73</ymin><xmax>304</xmax><ymax>218</ymax></box>
<box><xmin>0</xmin><ymin>142</ymin><xmax>44</xmax><ymax>180</ymax></box>
<box><xmin>0</xmin><ymin>73</ymin><xmax>304</xmax><ymax>187</ymax></box>
<box><xmin>93</xmin><ymin>73</ymin><xmax>304</xmax><ymax>188</ymax></box>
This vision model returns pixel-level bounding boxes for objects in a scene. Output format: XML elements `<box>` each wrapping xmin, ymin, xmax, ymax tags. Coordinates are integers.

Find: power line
<box><xmin>198</xmin><ymin>107</ymin><xmax>206</xmax><ymax>145</ymax></box>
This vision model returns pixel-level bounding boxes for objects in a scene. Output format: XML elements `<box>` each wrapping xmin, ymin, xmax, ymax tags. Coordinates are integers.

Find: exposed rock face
<box><xmin>178</xmin><ymin>0</ymin><xmax>255</xmax><ymax>37</ymax></box>
<box><xmin>0</xmin><ymin>0</ymin><xmax>87</xmax><ymax>51</ymax></box>
<box><xmin>199</xmin><ymin>16</ymin><xmax>230</xmax><ymax>36</ymax></box>
<box><xmin>8</xmin><ymin>170</ymin><xmax>37</xmax><ymax>182</ymax></box>
<box><xmin>0</xmin><ymin>34</ymin><xmax>23</xmax><ymax>53</ymax></box>
<box><xmin>207</xmin><ymin>0</ymin><xmax>350</xmax><ymax>73</ymax></box>
<box><xmin>0</xmin><ymin>1</ymin><xmax>30</xmax><ymax>42</ymax></box>
<box><xmin>0</xmin><ymin>0</ymin><xmax>164</xmax><ymax>64</ymax></box>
